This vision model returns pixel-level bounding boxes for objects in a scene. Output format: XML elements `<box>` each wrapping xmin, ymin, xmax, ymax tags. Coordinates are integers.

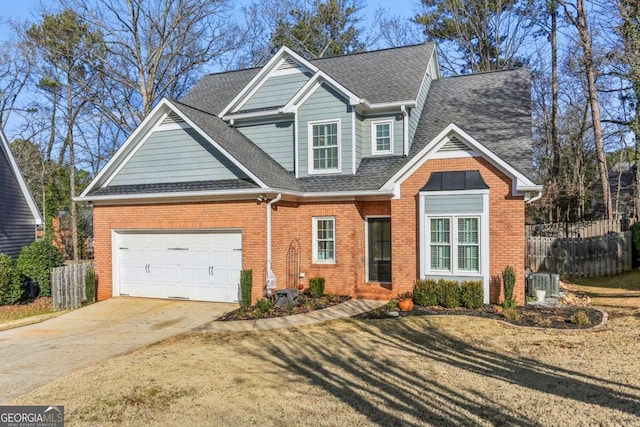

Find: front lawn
<box><xmin>0</xmin><ymin>298</ymin><xmax>54</xmax><ymax>323</ymax></box>
<box><xmin>567</xmin><ymin>270</ymin><xmax>640</xmax><ymax>311</ymax></box>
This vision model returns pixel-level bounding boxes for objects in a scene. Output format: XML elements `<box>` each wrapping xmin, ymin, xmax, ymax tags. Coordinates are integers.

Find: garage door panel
<box><xmin>116</xmin><ymin>231</ymin><xmax>241</xmax><ymax>302</ymax></box>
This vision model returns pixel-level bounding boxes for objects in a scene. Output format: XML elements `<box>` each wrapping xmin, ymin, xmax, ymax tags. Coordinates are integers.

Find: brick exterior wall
<box><xmin>93</xmin><ymin>157</ymin><xmax>525</xmax><ymax>305</ymax></box>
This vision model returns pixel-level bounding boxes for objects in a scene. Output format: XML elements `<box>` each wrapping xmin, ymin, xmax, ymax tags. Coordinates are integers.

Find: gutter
<box><xmin>265</xmin><ymin>193</ymin><xmax>282</xmax><ymax>297</ymax></box>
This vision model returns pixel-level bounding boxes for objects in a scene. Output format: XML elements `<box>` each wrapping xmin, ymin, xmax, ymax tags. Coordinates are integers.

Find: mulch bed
<box><xmin>356</xmin><ymin>303</ymin><xmax>603</xmax><ymax>329</ymax></box>
<box><xmin>218</xmin><ymin>294</ymin><xmax>351</xmax><ymax>321</ymax></box>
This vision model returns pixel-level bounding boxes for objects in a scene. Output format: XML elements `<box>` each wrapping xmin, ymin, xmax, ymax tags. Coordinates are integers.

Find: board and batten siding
<box><xmin>109</xmin><ymin>128</ymin><xmax>248</xmax><ymax>186</ymax></box>
<box><xmin>423</xmin><ymin>194</ymin><xmax>484</xmax><ymax>214</ymax></box>
<box><xmin>0</xmin><ymin>145</ymin><xmax>36</xmax><ymax>257</ymax></box>
<box><xmin>297</xmin><ymin>83</ymin><xmax>353</xmax><ymax>177</ymax></box>
<box><xmin>361</xmin><ymin>114</ymin><xmax>404</xmax><ymax>157</ymax></box>
<box><xmin>237</xmin><ymin>121</ymin><xmax>295</xmax><ymax>171</ymax></box>
<box><xmin>241</xmin><ymin>73</ymin><xmax>310</xmax><ymax>111</ymax></box>
<box><xmin>409</xmin><ymin>72</ymin><xmax>433</xmax><ymax>145</ymax></box>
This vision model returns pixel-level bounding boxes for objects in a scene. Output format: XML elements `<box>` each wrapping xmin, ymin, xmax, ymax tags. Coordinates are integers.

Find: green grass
<box><xmin>568</xmin><ymin>270</ymin><xmax>640</xmax><ymax>291</ymax></box>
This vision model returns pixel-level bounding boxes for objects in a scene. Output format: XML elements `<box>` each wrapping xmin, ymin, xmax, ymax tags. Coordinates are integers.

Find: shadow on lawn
<box><xmin>247</xmin><ymin>319</ymin><xmax>640</xmax><ymax>425</ymax></box>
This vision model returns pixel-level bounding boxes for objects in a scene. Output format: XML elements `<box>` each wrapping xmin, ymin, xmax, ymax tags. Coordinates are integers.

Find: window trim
<box><xmin>371</xmin><ymin>120</ymin><xmax>394</xmax><ymax>155</ymax></box>
<box><xmin>308</xmin><ymin>119</ymin><xmax>341</xmax><ymax>175</ymax></box>
<box><xmin>312</xmin><ymin>216</ymin><xmax>336</xmax><ymax>264</ymax></box>
<box><xmin>365</xmin><ymin>215</ymin><xmax>392</xmax><ymax>283</ymax></box>
<box><xmin>426</xmin><ymin>215</ymin><xmax>481</xmax><ymax>275</ymax></box>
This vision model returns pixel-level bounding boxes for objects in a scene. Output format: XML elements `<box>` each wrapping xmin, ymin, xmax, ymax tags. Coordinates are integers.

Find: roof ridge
<box><xmin>439</xmin><ymin>67</ymin><xmax>529</xmax><ymax>79</ymax></box>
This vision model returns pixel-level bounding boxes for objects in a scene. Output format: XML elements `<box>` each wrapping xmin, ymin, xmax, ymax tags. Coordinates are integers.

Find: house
<box><xmin>78</xmin><ymin>43</ymin><xmax>542</xmax><ymax>305</ymax></box>
<box><xmin>0</xmin><ymin>130</ymin><xmax>43</xmax><ymax>257</ymax></box>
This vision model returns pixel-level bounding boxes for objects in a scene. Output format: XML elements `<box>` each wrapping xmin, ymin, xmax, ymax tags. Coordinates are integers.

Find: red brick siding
<box><xmin>93</xmin><ymin>159</ymin><xmax>525</xmax><ymax>305</ymax></box>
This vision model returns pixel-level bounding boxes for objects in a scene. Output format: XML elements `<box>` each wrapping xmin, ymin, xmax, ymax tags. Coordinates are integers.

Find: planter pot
<box><xmin>535</xmin><ymin>289</ymin><xmax>546</xmax><ymax>302</ymax></box>
<box><xmin>398</xmin><ymin>298</ymin><xmax>414</xmax><ymax>312</ymax></box>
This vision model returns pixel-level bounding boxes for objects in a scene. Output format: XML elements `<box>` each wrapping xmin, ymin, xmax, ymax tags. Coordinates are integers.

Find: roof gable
<box><xmin>0</xmin><ymin>131</ymin><xmax>42</xmax><ymax>225</ymax></box>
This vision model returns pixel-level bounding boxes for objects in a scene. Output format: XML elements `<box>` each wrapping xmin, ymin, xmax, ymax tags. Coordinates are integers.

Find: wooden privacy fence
<box><xmin>51</xmin><ymin>261</ymin><xmax>93</xmax><ymax>310</ymax></box>
<box><xmin>526</xmin><ymin>232</ymin><xmax>632</xmax><ymax>277</ymax></box>
<box><xmin>526</xmin><ymin>219</ymin><xmax>630</xmax><ymax>239</ymax></box>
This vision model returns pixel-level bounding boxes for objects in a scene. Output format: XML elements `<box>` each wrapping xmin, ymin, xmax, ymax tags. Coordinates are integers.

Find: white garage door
<box><xmin>115</xmin><ymin>231</ymin><xmax>242</xmax><ymax>302</ymax></box>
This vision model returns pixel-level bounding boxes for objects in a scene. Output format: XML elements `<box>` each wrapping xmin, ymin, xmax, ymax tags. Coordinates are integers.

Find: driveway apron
<box><xmin>0</xmin><ymin>297</ymin><xmax>235</xmax><ymax>403</ymax></box>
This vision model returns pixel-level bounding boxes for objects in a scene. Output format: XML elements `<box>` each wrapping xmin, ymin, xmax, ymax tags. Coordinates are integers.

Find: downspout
<box><xmin>401</xmin><ymin>105</ymin><xmax>409</xmax><ymax>156</ymax></box>
<box><xmin>266</xmin><ymin>193</ymin><xmax>282</xmax><ymax>297</ymax></box>
<box><xmin>526</xmin><ymin>191</ymin><xmax>543</xmax><ymax>204</ymax></box>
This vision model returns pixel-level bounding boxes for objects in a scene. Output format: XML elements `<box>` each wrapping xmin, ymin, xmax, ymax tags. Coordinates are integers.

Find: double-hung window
<box><xmin>372</xmin><ymin>121</ymin><xmax>393</xmax><ymax>154</ymax></box>
<box><xmin>310</xmin><ymin>120</ymin><xmax>340</xmax><ymax>173</ymax></box>
<box><xmin>428</xmin><ymin>216</ymin><xmax>480</xmax><ymax>274</ymax></box>
<box><xmin>313</xmin><ymin>217</ymin><xmax>336</xmax><ymax>263</ymax></box>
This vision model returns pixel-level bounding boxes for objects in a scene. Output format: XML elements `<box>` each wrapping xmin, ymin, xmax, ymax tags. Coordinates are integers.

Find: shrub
<box><xmin>413</xmin><ymin>279</ymin><xmax>438</xmax><ymax>306</ymax></box>
<box><xmin>460</xmin><ymin>281</ymin><xmax>484</xmax><ymax>309</ymax></box>
<box><xmin>501</xmin><ymin>308</ymin><xmax>520</xmax><ymax>321</ymax></box>
<box><xmin>17</xmin><ymin>240</ymin><xmax>65</xmax><ymax>297</ymax></box>
<box><xmin>309</xmin><ymin>276</ymin><xmax>325</xmax><ymax>298</ymax></box>
<box><xmin>437</xmin><ymin>279</ymin><xmax>461</xmax><ymax>308</ymax></box>
<box><xmin>85</xmin><ymin>268</ymin><xmax>96</xmax><ymax>304</ymax></box>
<box><xmin>0</xmin><ymin>254</ymin><xmax>24</xmax><ymax>305</ymax></box>
<box><xmin>570</xmin><ymin>311</ymin><xmax>591</xmax><ymax>326</ymax></box>
<box><xmin>502</xmin><ymin>266</ymin><xmax>516</xmax><ymax>309</ymax></box>
<box><xmin>240</xmin><ymin>269</ymin><xmax>253</xmax><ymax>309</ymax></box>
<box><xmin>254</xmin><ymin>298</ymin><xmax>272</xmax><ymax>314</ymax></box>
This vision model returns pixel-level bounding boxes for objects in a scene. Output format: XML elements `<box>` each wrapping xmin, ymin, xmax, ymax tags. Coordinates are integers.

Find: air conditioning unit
<box><xmin>526</xmin><ymin>273</ymin><xmax>560</xmax><ymax>297</ymax></box>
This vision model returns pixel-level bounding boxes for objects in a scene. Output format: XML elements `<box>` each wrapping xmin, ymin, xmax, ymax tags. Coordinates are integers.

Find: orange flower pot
<box><xmin>398</xmin><ymin>298</ymin><xmax>414</xmax><ymax>312</ymax></box>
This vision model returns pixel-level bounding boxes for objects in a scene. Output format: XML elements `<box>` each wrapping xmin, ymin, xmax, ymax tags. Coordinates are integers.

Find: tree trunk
<box><xmin>550</xmin><ymin>0</ymin><xmax>560</xmax><ymax>180</ymax></box>
<box><xmin>67</xmin><ymin>79</ymin><xmax>79</xmax><ymax>261</ymax></box>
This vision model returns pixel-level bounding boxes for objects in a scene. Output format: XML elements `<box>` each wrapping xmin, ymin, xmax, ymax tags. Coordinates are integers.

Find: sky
<box><xmin>0</xmin><ymin>0</ymin><xmax>420</xmax><ymax>41</ymax></box>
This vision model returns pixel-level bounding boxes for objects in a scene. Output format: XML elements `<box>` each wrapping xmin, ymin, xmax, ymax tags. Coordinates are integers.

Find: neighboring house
<box><xmin>0</xmin><ymin>131</ymin><xmax>42</xmax><ymax>257</ymax></box>
<box><xmin>78</xmin><ymin>43</ymin><xmax>542</xmax><ymax>305</ymax></box>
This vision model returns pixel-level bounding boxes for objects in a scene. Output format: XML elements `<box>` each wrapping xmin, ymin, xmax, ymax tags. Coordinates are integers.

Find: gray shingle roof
<box><xmin>141</xmin><ymin>46</ymin><xmax>535</xmax><ymax>196</ymax></box>
<box><xmin>410</xmin><ymin>67</ymin><xmax>535</xmax><ymax>182</ymax></box>
<box><xmin>92</xmin><ymin>179</ymin><xmax>259</xmax><ymax>196</ymax></box>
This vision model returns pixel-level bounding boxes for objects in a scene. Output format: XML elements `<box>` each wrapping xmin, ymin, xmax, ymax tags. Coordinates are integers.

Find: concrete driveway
<box><xmin>0</xmin><ymin>297</ymin><xmax>236</xmax><ymax>403</ymax></box>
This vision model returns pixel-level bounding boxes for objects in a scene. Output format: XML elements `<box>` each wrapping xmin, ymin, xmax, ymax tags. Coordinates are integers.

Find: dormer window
<box><xmin>372</xmin><ymin>120</ymin><xmax>393</xmax><ymax>155</ymax></box>
<box><xmin>309</xmin><ymin>119</ymin><xmax>341</xmax><ymax>173</ymax></box>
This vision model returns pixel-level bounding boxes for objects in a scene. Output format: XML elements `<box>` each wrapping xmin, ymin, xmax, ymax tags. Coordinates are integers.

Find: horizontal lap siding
<box><xmin>109</xmin><ymin>128</ymin><xmax>248</xmax><ymax>186</ymax></box>
<box><xmin>241</xmin><ymin>73</ymin><xmax>310</xmax><ymax>111</ymax></box>
<box><xmin>361</xmin><ymin>114</ymin><xmax>405</xmax><ymax>156</ymax></box>
<box><xmin>237</xmin><ymin>122</ymin><xmax>295</xmax><ymax>171</ymax></box>
<box><xmin>0</xmin><ymin>147</ymin><xmax>36</xmax><ymax>257</ymax></box>
<box><xmin>297</xmin><ymin>84</ymin><xmax>352</xmax><ymax>177</ymax></box>
<box><xmin>408</xmin><ymin>73</ymin><xmax>432</xmax><ymax>144</ymax></box>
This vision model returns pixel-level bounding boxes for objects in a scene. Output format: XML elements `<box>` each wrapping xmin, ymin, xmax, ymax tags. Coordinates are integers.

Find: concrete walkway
<box><xmin>197</xmin><ymin>299</ymin><xmax>386</xmax><ymax>332</ymax></box>
<box><xmin>0</xmin><ymin>297</ymin><xmax>235</xmax><ymax>403</ymax></box>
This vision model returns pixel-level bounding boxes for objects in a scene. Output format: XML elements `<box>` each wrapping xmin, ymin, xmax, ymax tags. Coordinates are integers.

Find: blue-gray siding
<box><xmin>354</xmin><ymin>113</ymin><xmax>363</xmax><ymax>169</ymax></box>
<box><xmin>0</xmin><ymin>146</ymin><xmax>36</xmax><ymax>257</ymax></box>
<box><xmin>237</xmin><ymin>121</ymin><xmax>295</xmax><ymax>171</ymax></box>
<box><xmin>241</xmin><ymin>73</ymin><xmax>310</xmax><ymax>111</ymax></box>
<box><xmin>424</xmin><ymin>194</ymin><xmax>484</xmax><ymax>214</ymax></box>
<box><xmin>409</xmin><ymin>72</ymin><xmax>433</xmax><ymax>145</ymax></box>
<box><xmin>361</xmin><ymin>114</ymin><xmax>404</xmax><ymax>156</ymax></box>
<box><xmin>297</xmin><ymin>84</ymin><xmax>352</xmax><ymax>177</ymax></box>
<box><xmin>109</xmin><ymin>128</ymin><xmax>249</xmax><ymax>186</ymax></box>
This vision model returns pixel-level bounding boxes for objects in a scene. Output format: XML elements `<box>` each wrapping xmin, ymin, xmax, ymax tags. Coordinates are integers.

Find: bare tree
<box><xmin>558</xmin><ymin>0</ymin><xmax>613</xmax><ymax>219</ymax></box>
<box><xmin>63</xmin><ymin>0</ymin><xmax>239</xmax><ymax>130</ymax></box>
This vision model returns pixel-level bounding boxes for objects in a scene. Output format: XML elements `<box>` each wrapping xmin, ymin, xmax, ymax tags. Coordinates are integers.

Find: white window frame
<box><xmin>312</xmin><ymin>216</ymin><xmax>336</xmax><ymax>264</ymax></box>
<box><xmin>365</xmin><ymin>215</ymin><xmax>392</xmax><ymax>283</ymax></box>
<box><xmin>371</xmin><ymin>120</ymin><xmax>394</xmax><ymax>155</ymax></box>
<box><xmin>308</xmin><ymin>119</ymin><xmax>341</xmax><ymax>174</ymax></box>
<box><xmin>426</xmin><ymin>215</ymin><xmax>481</xmax><ymax>275</ymax></box>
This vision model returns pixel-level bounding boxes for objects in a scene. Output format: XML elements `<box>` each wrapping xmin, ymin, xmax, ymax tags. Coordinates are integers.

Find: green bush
<box><xmin>0</xmin><ymin>254</ymin><xmax>24</xmax><ymax>305</ymax></box>
<box><xmin>309</xmin><ymin>276</ymin><xmax>325</xmax><ymax>298</ymax></box>
<box><xmin>437</xmin><ymin>279</ymin><xmax>461</xmax><ymax>308</ymax></box>
<box><xmin>85</xmin><ymin>268</ymin><xmax>96</xmax><ymax>304</ymax></box>
<box><xmin>460</xmin><ymin>281</ymin><xmax>484</xmax><ymax>309</ymax></box>
<box><xmin>502</xmin><ymin>266</ymin><xmax>516</xmax><ymax>309</ymax></box>
<box><xmin>240</xmin><ymin>269</ymin><xmax>253</xmax><ymax>309</ymax></box>
<box><xmin>16</xmin><ymin>240</ymin><xmax>65</xmax><ymax>297</ymax></box>
<box><xmin>254</xmin><ymin>298</ymin><xmax>272</xmax><ymax>314</ymax></box>
<box><xmin>413</xmin><ymin>279</ymin><xmax>438</xmax><ymax>306</ymax></box>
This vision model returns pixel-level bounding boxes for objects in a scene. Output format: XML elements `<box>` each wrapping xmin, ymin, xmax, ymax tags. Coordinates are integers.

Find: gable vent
<box><xmin>162</xmin><ymin>111</ymin><xmax>185</xmax><ymax>125</ymax></box>
<box><xmin>440</xmin><ymin>136</ymin><xmax>471</xmax><ymax>152</ymax></box>
<box><xmin>277</xmin><ymin>56</ymin><xmax>302</xmax><ymax>71</ymax></box>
